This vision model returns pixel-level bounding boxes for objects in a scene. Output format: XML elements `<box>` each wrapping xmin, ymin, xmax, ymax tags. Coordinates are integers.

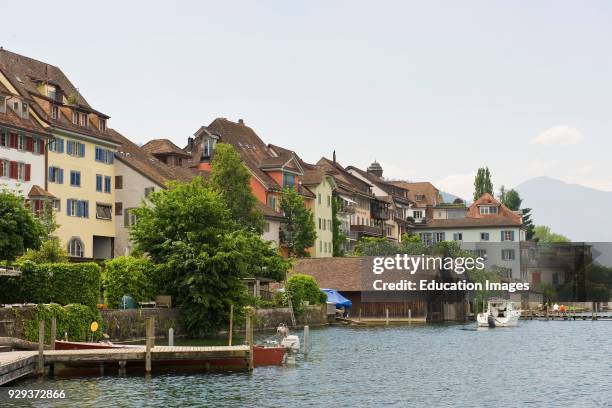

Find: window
<box><xmin>99</xmin><ymin>117</ymin><xmax>107</xmax><ymax>132</ymax></box>
<box><xmin>479</xmin><ymin>206</ymin><xmax>498</xmax><ymax>215</ymax></box>
<box><xmin>434</xmin><ymin>232</ymin><xmax>446</xmax><ymax>243</ymax></box>
<box><xmin>17</xmin><ymin>134</ymin><xmax>25</xmax><ymax>150</ymax></box>
<box><xmin>115</xmin><ymin>175</ymin><xmax>123</xmax><ymax>189</ymax></box>
<box><xmin>267</xmin><ymin>195</ymin><xmax>277</xmax><ymax>210</ymax></box>
<box><xmin>453</xmin><ymin>232</ymin><xmax>463</xmax><ymax>241</ymax></box>
<box><xmin>203</xmin><ymin>138</ymin><xmax>216</xmax><ymax>158</ymax></box>
<box><xmin>317</xmin><ymin>193</ymin><xmax>321</xmax><ymax>205</ymax></box>
<box><xmin>95</xmin><ymin>146</ymin><xmax>114</xmax><ymax>164</ymax></box>
<box><xmin>104</xmin><ymin>176</ymin><xmax>111</xmax><ymax>193</ymax></box>
<box><xmin>474</xmin><ymin>249</ymin><xmax>487</xmax><ymax>259</ymax></box>
<box><xmin>419</xmin><ymin>232</ymin><xmax>433</xmax><ymax>246</ymax></box>
<box><xmin>21</xmin><ymin>103</ymin><xmax>28</xmax><ymax>119</ymax></box>
<box><xmin>328</xmin><ymin>219</ymin><xmax>332</xmax><ymax>231</ymax></box>
<box><xmin>0</xmin><ymin>96</ymin><xmax>5</xmax><ymax>113</ymax></box>
<box><xmin>52</xmin><ymin>199</ymin><xmax>61</xmax><ymax>212</ymax></box>
<box><xmin>96</xmin><ymin>174</ymin><xmax>103</xmax><ymax>192</ymax></box>
<box><xmin>501</xmin><ymin>249</ymin><xmax>515</xmax><ymax>261</ymax></box>
<box><xmin>17</xmin><ymin>162</ymin><xmax>26</xmax><ymax>181</ymax></box>
<box><xmin>48</xmin><ymin>167</ymin><xmax>64</xmax><ymax>184</ymax></box>
<box><xmin>327</xmin><ymin>195</ymin><xmax>331</xmax><ymax>207</ymax></box>
<box><xmin>96</xmin><ymin>203</ymin><xmax>112</xmax><ymax>220</ymax></box>
<box><xmin>124</xmin><ymin>208</ymin><xmax>138</xmax><ymax>227</ymax></box>
<box><xmin>0</xmin><ymin>130</ymin><xmax>7</xmax><ymax>147</ymax></box>
<box><xmin>32</xmin><ymin>138</ymin><xmax>40</xmax><ymax>154</ymax></box>
<box><xmin>68</xmin><ymin>238</ymin><xmax>84</xmax><ymax>258</ymax></box>
<box><xmin>413</xmin><ymin>210</ymin><xmax>423</xmax><ymax>219</ymax></box>
<box><xmin>47</xmin><ymin>85</ymin><xmax>56</xmax><ymax>99</ymax></box>
<box><xmin>322</xmin><ymin>218</ymin><xmax>326</xmax><ymax>231</ymax></box>
<box><xmin>263</xmin><ymin>222</ymin><xmax>270</xmax><ymax>233</ymax></box>
<box><xmin>115</xmin><ymin>202</ymin><xmax>123</xmax><ymax>216</ymax></box>
<box><xmin>72</xmin><ymin>110</ymin><xmax>78</xmax><ymax>124</ymax></box>
<box><xmin>79</xmin><ymin>112</ymin><xmax>88</xmax><ymax>127</ymax></box>
<box><xmin>70</xmin><ymin>171</ymin><xmax>81</xmax><ymax>187</ymax></box>
<box><xmin>49</xmin><ymin>137</ymin><xmax>64</xmax><ymax>153</ymax></box>
<box><xmin>318</xmin><ymin>218</ymin><xmax>322</xmax><ymax>229</ymax></box>
<box><xmin>67</xmin><ymin>140</ymin><xmax>85</xmax><ymax>157</ymax></box>
<box><xmin>0</xmin><ymin>159</ymin><xmax>7</xmax><ymax>177</ymax></box>
<box><xmin>144</xmin><ymin>186</ymin><xmax>155</xmax><ymax>197</ymax></box>
<box><xmin>319</xmin><ymin>240</ymin><xmax>322</xmax><ymax>252</ymax></box>
<box><xmin>480</xmin><ymin>232</ymin><xmax>490</xmax><ymax>241</ymax></box>
<box><xmin>415</xmin><ymin>194</ymin><xmax>425</xmax><ymax>202</ymax></box>
<box><xmin>501</xmin><ymin>230</ymin><xmax>515</xmax><ymax>241</ymax></box>
<box><xmin>51</xmin><ymin>105</ymin><xmax>59</xmax><ymax>120</ymax></box>
<box><xmin>67</xmin><ymin>199</ymin><xmax>88</xmax><ymax>218</ymax></box>
<box><xmin>282</xmin><ymin>172</ymin><xmax>295</xmax><ymax>188</ymax></box>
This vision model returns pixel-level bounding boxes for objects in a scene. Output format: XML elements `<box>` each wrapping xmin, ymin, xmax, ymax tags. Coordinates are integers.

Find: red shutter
<box><xmin>25</xmin><ymin>137</ymin><xmax>33</xmax><ymax>152</ymax></box>
<box><xmin>9</xmin><ymin>161</ymin><xmax>17</xmax><ymax>179</ymax></box>
<box><xmin>25</xmin><ymin>164</ymin><xmax>31</xmax><ymax>181</ymax></box>
<box><xmin>9</xmin><ymin>133</ymin><xmax>17</xmax><ymax>148</ymax></box>
<box><xmin>39</xmin><ymin>139</ymin><xmax>45</xmax><ymax>154</ymax></box>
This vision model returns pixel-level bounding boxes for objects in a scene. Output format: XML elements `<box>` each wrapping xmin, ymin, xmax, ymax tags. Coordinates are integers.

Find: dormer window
<box><xmin>79</xmin><ymin>112</ymin><xmax>88</xmax><ymax>128</ymax></box>
<box><xmin>21</xmin><ymin>103</ymin><xmax>29</xmax><ymax>119</ymax></box>
<box><xmin>415</xmin><ymin>194</ymin><xmax>425</xmax><ymax>201</ymax></box>
<box><xmin>0</xmin><ymin>95</ymin><xmax>5</xmax><ymax>113</ymax></box>
<box><xmin>99</xmin><ymin>117</ymin><xmax>107</xmax><ymax>132</ymax></box>
<box><xmin>72</xmin><ymin>110</ymin><xmax>78</xmax><ymax>125</ymax></box>
<box><xmin>479</xmin><ymin>206</ymin><xmax>498</xmax><ymax>215</ymax></box>
<box><xmin>47</xmin><ymin>85</ymin><xmax>56</xmax><ymax>100</ymax></box>
<box><xmin>51</xmin><ymin>105</ymin><xmax>59</xmax><ymax>120</ymax></box>
<box><xmin>203</xmin><ymin>138</ymin><xmax>216</xmax><ymax>158</ymax></box>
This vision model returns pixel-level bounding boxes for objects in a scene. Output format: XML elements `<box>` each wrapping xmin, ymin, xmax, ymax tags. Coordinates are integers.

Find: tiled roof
<box><xmin>142</xmin><ymin>139</ymin><xmax>191</xmax><ymax>158</ymax></box>
<box><xmin>466</xmin><ymin>192</ymin><xmax>522</xmax><ymax>222</ymax></box>
<box><xmin>316</xmin><ymin>157</ymin><xmax>373</xmax><ymax>198</ymax></box>
<box><xmin>0</xmin><ymin>101</ymin><xmax>50</xmax><ymax>135</ymax></box>
<box><xmin>110</xmin><ymin>129</ymin><xmax>199</xmax><ymax>187</ymax></box>
<box><xmin>389</xmin><ymin>181</ymin><xmax>442</xmax><ymax>207</ymax></box>
<box><xmin>256</xmin><ymin>201</ymin><xmax>285</xmax><ymax>220</ymax></box>
<box><xmin>346</xmin><ymin>166</ymin><xmax>412</xmax><ymax>205</ymax></box>
<box><xmin>0</xmin><ymin>49</ymin><xmax>115</xmax><ymax>144</ymax></box>
<box><xmin>28</xmin><ymin>185</ymin><xmax>55</xmax><ymax>198</ymax></box>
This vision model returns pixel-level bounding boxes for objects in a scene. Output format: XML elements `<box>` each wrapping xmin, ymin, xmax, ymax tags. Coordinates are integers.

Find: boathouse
<box><xmin>292</xmin><ymin>257</ymin><xmax>467</xmax><ymax>322</ymax></box>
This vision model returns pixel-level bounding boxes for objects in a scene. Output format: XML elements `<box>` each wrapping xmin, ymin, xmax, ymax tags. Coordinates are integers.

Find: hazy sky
<box><xmin>2</xmin><ymin>1</ymin><xmax>611</xmax><ymax>198</ymax></box>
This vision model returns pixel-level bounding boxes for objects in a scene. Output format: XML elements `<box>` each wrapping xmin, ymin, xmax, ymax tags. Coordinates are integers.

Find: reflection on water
<box><xmin>5</xmin><ymin>321</ymin><xmax>612</xmax><ymax>407</ymax></box>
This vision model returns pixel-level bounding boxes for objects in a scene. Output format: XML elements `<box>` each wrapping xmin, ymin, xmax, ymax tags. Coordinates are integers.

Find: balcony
<box><xmin>371</xmin><ymin>201</ymin><xmax>391</xmax><ymax>220</ymax></box>
<box><xmin>350</xmin><ymin>224</ymin><xmax>384</xmax><ymax>237</ymax></box>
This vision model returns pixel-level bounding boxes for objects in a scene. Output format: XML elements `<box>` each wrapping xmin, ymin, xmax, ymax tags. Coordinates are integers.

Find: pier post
<box><xmin>303</xmin><ymin>325</ymin><xmax>309</xmax><ymax>358</ymax></box>
<box><xmin>145</xmin><ymin>317</ymin><xmax>154</xmax><ymax>373</ymax></box>
<box><xmin>37</xmin><ymin>320</ymin><xmax>44</xmax><ymax>375</ymax></box>
<box><xmin>50</xmin><ymin>317</ymin><xmax>57</xmax><ymax>350</ymax></box>
<box><xmin>228</xmin><ymin>304</ymin><xmax>234</xmax><ymax>346</ymax></box>
<box><xmin>386</xmin><ymin>308</ymin><xmax>389</xmax><ymax>326</ymax></box>
<box><xmin>244</xmin><ymin>307</ymin><xmax>254</xmax><ymax>371</ymax></box>
<box><xmin>359</xmin><ymin>308</ymin><xmax>362</xmax><ymax>322</ymax></box>
<box><xmin>408</xmin><ymin>309</ymin><xmax>412</xmax><ymax>324</ymax></box>
<box><xmin>168</xmin><ymin>328</ymin><xmax>174</xmax><ymax>347</ymax></box>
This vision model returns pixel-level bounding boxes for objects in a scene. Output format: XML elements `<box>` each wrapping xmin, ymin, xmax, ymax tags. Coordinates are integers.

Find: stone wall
<box><xmin>101</xmin><ymin>308</ymin><xmax>183</xmax><ymax>341</ymax></box>
<box><xmin>253</xmin><ymin>304</ymin><xmax>328</xmax><ymax>330</ymax></box>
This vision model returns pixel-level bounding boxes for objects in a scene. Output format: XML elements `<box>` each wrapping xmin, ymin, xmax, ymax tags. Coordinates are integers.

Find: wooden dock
<box><xmin>0</xmin><ymin>345</ymin><xmax>251</xmax><ymax>385</ymax></box>
<box><xmin>520</xmin><ymin>312</ymin><xmax>612</xmax><ymax>321</ymax></box>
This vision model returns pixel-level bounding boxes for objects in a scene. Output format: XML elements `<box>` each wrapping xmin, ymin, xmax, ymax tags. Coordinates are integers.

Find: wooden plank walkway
<box><xmin>0</xmin><ymin>345</ymin><xmax>251</xmax><ymax>385</ymax></box>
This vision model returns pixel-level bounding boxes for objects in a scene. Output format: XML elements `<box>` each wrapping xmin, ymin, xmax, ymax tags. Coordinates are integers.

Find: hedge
<box><xmin>286</xmin><ymin>274</ymin><xmax>327</xmax><ymax>316</ymax></box>
<box><xmin>104</xmin><ymin>256</ymin><xmax>158</xmax><ymax>308</ymax></box>
<box><xmin>21</xmin><ymin>303</ymin><xmax>104</xmax><ymax>342</ymax></box>
<box><xmin>0</xmin><ymin>261</ymin><xmax>101</xmax><ymax>308</ymax></box>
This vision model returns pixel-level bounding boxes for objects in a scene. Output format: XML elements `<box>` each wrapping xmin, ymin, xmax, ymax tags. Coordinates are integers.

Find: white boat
<box><xmin>477</xmin><ymin>299</ymin><xmax>521</xmax><ymax>327</ymax></box>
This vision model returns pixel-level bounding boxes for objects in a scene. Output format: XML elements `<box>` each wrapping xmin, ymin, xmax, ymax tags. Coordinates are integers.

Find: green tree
<box><xmin>130</xmin><ymin>177</ymin><xmax>288</xmax><ymax>334</ymax></box>
<box><xmin>522</xmin><ymin>208</ymin><xmax>535</xmax><ymax>240</ymax></box>
<box><xmin>209</xmin><ymin>143</ymin><xmax>264</xmax><ymax>233</ymax></box>
<box><xmin>332</xmin><ymin>197</ymin><xmax>346</xmax><ymax>257</ymax></box>
<box><xmin>279</xmin><ymin>187</ymin><xmax>316</xmax><ymax>257</ymax></box>
<box><xmin>473</xmin><ymin>167</ymin><xmax>493</xmax><ymax>201</ymax></box>
<box><xmin>0</xmin><ymin>190</ymin><xmax>44</xmax><ymax>262</ymax></box>
<box><xmin>533</xmin><ymin>225</ymin><xmax>570</xmax><ymax>243</ymax></box>
<box><xmin>501</xmin><ymin>188</ymin><xmax>522</xmax><ymax>211</ymax></box>
<box><xmin>18</xmin><ymin>199</ymin><xmax>67</xmax><ymax>263</ymax></box>
<box><xmin>286</xmin><ymin>274</ymin><xmax>327</xmax><ymax>316</ymax></box>
<box><xmin>104</xmin><ymin>256</ymin><xmax>158</xmax><ymax>308</ymax></box>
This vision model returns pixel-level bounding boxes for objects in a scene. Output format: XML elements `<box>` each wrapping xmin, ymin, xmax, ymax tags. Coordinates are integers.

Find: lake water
<box><xmin>5</xmin><ymin>321</ymin><xmax>612</xmax><ymax>407</ymax></box>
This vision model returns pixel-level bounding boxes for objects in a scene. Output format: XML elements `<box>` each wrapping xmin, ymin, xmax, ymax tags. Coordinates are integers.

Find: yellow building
<box><xmin>0</xmin><ymin>49</ymin><xmax>119</xmax><ymax>259</ymax></box>
<box><xmin>303</xmin><ymin>167</ymin><xmax>336</xmax><ymax>257</ymax></box>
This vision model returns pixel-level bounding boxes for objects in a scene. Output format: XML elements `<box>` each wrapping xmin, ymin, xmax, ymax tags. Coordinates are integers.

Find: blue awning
<box><xmin>321</xmin><ymin>288</ymin><xmax>352</xmax><ymax>308</ymax></box>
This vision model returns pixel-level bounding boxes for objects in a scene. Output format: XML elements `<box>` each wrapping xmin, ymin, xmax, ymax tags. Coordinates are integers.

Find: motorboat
<box><xmin>477</xmin><ymin>299</ymin><xmax>521</xmax><ymax>328</ymax></box>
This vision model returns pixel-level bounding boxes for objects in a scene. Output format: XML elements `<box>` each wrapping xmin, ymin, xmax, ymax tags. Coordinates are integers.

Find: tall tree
<box><xmin>19</xmin><ymin>198</ymin><xmax>68</xmax><ymax>263</ymax></box>
<box><xmin>522</xmin><ymin>208</ymin><xmax>535</xmax><ymax>240</ymax></box>
<box><xmin>279</xmin><ymin>187</ymin><xmax>316</xmax><ymax>257</ymax></box>
<box><xmin>473</xmin><ymin>167</ymin><xmax>493</xmax><ymax>201</ymax></box>
<box><xmin>331</xmin><ymin>197</ymin><xmax>346</xmax><ymax>257</ymax></box>
<box><xmin>501</xmin><ymin>188</ymin><xmax>522</xmax><ymax>211</ymax></box>
<box><xmin>0</xmin><ymin>190</ymin><xmax>44</xmax><ymax>262</ymax></box>
<box><xmin>130</xmin><ymin>177</ymin><xmax>288</xmax><ymax>334</ymax></box>
<box><xmin>209</xmin><ymin>143</ymin><xmax>264</xmax><ymax>233</ymax></box>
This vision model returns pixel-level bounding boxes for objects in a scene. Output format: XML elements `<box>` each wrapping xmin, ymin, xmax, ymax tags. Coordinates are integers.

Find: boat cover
<box><xmin>321</xmin><ymin>289</ymin><xmax>352</xmax><ymax>308</ymax></box>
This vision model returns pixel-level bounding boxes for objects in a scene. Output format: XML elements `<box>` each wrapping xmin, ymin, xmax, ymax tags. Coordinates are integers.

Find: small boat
<box><xmin>477</xmin><ymin>299</ymin><xmax>521</xmax><ymax>328</ymax></box>
<box><xmin>55</xmin><ymin>340</ymin><xmax>136</xmax><ymax>350</ymax></box>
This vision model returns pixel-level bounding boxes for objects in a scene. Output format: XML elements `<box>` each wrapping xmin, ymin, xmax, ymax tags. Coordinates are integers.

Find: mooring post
<box><xmin>37</xmin><ymin>320</ymin><xmax>44</xmax><ymax>375</ymax></box>
<box><xmin>145</xmin><ymin>317</ymin><xmax>153</xmax><ymax>373</ymax></box>
<box><xmin>244</xmin><ymin>307</ymin><xmax>254</xmax><ymax>371</ymax></box>
<box><xmin>50</xmin><ymin>317</ymin><xmax>57</xmax><ymax>350</ymax></box>
<box><xmin>408</xmin><ymin>309</ymin><xmax>412</xmax><ymax>323</ymax></box>
<box><xmin>386</xmin><ymin>308</ymin><xmax>389</xmax><ymax>326</ymax></box>
<box><xmin>168</xmin><ymin>327</ymin><xmax>174</xmax><ymax>347</ymax></box>
<box><xmin>304</xmin><ymin>325</ymin><xmax>309</xmax><ymax>358</ymax></box>
<box><xmin>359</xmin><ymin>308</ymin><xmax>362</xmax><ymax>322</ymax></box>
<box><xmin>228</xmin><ymin>304</ymin><xmax>234</xmax><ymax>346</ymax></box>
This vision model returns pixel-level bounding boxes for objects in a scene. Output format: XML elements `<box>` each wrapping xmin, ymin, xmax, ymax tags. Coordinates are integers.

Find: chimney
<box><xmin>333</xmin><ymin>150</ymin><xmax>336</xmax><ymax>164</ymax></box>
<box><xmin>187</xmin><ymin>137</ymin><xmax>194</xmax><ymax>152</ymax></box>
<box><xmin>238</xmin><ymin>119</ymin><xmax>244</xmax><ymax>126</ymax></box>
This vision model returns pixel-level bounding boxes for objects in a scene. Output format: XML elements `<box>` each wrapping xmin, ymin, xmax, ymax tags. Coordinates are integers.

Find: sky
<box><xmin>2</xmin><ymin>1</ymin><xmax>611</xmax><ymax>199</ymax></box>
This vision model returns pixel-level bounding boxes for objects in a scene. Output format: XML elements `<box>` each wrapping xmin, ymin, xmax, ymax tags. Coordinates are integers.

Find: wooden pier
<box><xmin>520</xmin><ymin>312</ymin><xmax>612</xmax><ymax>321</ymax></box>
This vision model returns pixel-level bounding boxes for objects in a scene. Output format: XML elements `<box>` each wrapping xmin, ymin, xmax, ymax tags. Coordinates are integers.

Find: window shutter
<box><xmin>58</xmin><ymin>138</ymin><xmax>64</xmax><ymax>153</ymax></box>
<box><xmin>83</xmin><ymin>201</ymin><xmax>88</xmax><ymax>218</ymax></box>
<box><xmin>48</xmin><ymin>167</ymin><xmax>53</xmax><ymax>180</ymax></box>
<box><xmin>9</xmin><ymin>133</ymin><xmax>17</xmax><ymax>148</ymax></box>
<box><xmin>25</xmin><ymin>137</ymin><xmax>33</xmax><ymax>152</ymax></box>
<box><xmin>79</xmin><ymin>143</ymin><xmax>85</xmax><ymax>157</ymax></box>
<box><xmin>96</xmin><ymin>175</ymin><xmax>102</xmax><ymax>191</ymax></box>
<box><xmin>124</xmin><ymin>209</ymin><xmax>130</xmax><ymax>227</ymax></box>
<box><xmin>38</xmin><ymin>140</ymin><xmax>45</xmax><ymax>154</ymax></box>
<box><xmin>510</xmin><ymin>231</ymin><xmax>515</xmax><ymax>241</ymax></box>
<box><xmin>24</xmin><ymin>164</ymin><xmax>31</xmax><ymax>181</ymax></box>
<box><xmin>9</xmin><ymin>161</ymin><xmax>17</xmax><ymax>178</ymax></box>
<box><xmin>115</xmin><ymin>202</ymin><xmax>123</xmax><ymax>216</ymax></box>
<box><xmin>501</xmin><ymin>231</ymin><xmax>505</xmax><ymax>241</ymax></box>
<box><xmin>67</xmin><ymin>199</ymin><xmax>72</xmax><ymax>216</ymax></box>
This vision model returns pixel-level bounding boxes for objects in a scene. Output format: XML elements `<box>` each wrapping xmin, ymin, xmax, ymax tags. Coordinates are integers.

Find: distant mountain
<box><xmin>514</xmin><ymin>176</ymin><xmax>612</xmax><ymax>242</ymax></box>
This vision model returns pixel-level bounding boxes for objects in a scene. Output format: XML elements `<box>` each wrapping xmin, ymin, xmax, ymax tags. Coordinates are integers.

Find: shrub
<box><xmin>286</xmin><ymin>274</ymin><xmax>326</xmax><ymax>316</ymax></box>
<box><xmin>23</xmin><ymin>303</ymin><xmax>104</xmax><ymax>342</ymax></box>
<box><xmin>0</xmin><ymin>262</ymin><xmax>101</xmax><ymax>308</ymax></box>
<box><xmin>104</xmin><ymin>256</ymin><xmax>158</xmax><ymax>308</ymax></box>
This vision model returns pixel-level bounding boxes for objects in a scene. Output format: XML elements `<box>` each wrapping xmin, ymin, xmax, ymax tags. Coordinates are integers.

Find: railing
<box><xmin>350</xmin><ymin>224</ymin><xmax>384</xmax><ymax>237</ymax></box>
